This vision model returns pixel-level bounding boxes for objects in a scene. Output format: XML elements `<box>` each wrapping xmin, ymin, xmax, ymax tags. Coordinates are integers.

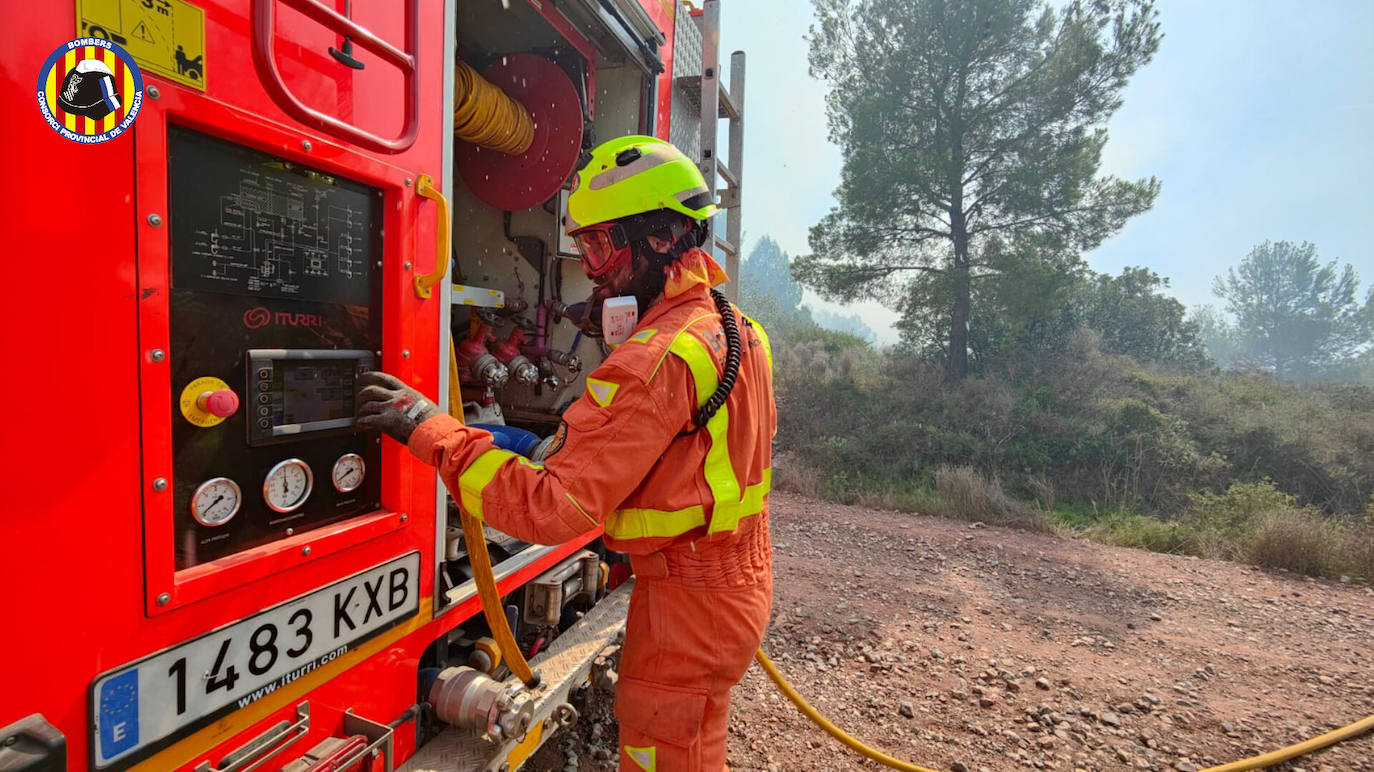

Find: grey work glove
<box><xmin>355</xmin><ymin>371</ymin><xmax>441</xmax><ymax>446</ymax></box>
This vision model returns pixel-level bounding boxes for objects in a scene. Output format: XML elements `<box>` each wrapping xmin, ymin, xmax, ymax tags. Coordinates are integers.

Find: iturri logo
<box><xmin>36</xmin><ymin>38</ymin><xmax>143</xmax><ymax>144</ymax></box>
<box><xmin>242</xmin><ymin>307</ymin><xmax>272</xmax><ymax>329</ymax></box>
<box><xmin>243</xmin><ymin>307</ymin><xmax>324</xmax><ymax>329</ymax></box>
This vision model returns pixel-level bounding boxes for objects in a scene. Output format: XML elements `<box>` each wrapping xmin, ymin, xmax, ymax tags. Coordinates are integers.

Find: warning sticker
<box><xmin>76</xmin><ymin>0</ymin><xmax>205</xmax><ymax>90</ymax></box>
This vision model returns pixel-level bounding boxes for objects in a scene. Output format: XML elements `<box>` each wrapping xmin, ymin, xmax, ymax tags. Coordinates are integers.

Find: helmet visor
<box><xmin>571</xmin><ymin>226</ymin><xmax>632</xmax><ymax>281</ymax></box>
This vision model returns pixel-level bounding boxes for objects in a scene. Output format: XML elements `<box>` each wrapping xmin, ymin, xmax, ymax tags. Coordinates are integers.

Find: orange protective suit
<box><xmin>407</xmin><ymin>249</ymin><xmax>775</xmax><ymax>771</ymax></box>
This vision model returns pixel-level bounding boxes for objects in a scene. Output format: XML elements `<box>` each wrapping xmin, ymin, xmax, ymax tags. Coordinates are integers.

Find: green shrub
<box><xmin>770</xmin><ymin>321</ymin><xmax>1374</xmax><ymax>579</ymax></box>
<box><xmin>1184</xmin><ymin>479</ymin><xmax>1295</xmax><ymax>537</ymax></box>
<box><xmin>1078</xmin><ymin>513</ymin><xmax>1195</xmax><ymax>554</ymax></box>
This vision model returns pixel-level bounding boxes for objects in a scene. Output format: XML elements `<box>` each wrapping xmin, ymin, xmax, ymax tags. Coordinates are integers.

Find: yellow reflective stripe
<box><xmin>606</xmin><ymin>503</ymin><xmax>705</xmax><ymax>541</ymax></box>
<box><xmin>702</xmin><ymin>404</ymin><xmax>741</xmax><ymax>533</ymax></box>
<box><xmin>457</xmin><ymin>448</ymin><xmax>520</xmax><ymax>520</ymax></box>
<box><xmin>585</xmin><ymin>377</ymin><xmax>620</xmax><ymax>407</ymax></box>
<box><xmin>648</xmin><ymin>312</ymin><xmax>718</xmax><ymax>383</ymax></box>
<box><xmin>741</xmin><ymin>313</ymin><xmax>776</xmax><ymax>437</ymax></box>
<box><xmin>604</xmin><ymin>471</ymin><xmax>771</xmax><ymax>541</ymax></box>
<box><xmin>668</xmin><ymin>332</ymin><xmax>743</xmax><ymax>533</ymax></box>
<box><xmin>745</xmin><ymin>467</ymin><xmax>771</xmax><ymax>512</ymax></box>
<box><xmin>564</xmin><ymin>492</ymin><xmax>600</xmax><ymax>528</ymax></box>
<box><xmin>743</xmin><ymin>313</ymin><xmax>774</xmax><ymax>371</ymax></box>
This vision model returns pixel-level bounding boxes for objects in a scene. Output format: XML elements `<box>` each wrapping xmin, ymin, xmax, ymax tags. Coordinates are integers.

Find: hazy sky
<box><xmin>716</xmin><ymin>1</ymin><xmax>1374</xmax><ymax>343</ymax></box>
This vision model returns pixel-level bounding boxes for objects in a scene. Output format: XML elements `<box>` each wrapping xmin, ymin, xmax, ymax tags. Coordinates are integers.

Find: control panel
<box><xmin>166</xmin><ymin>127</ymin><xmax>383</xmax><ymax>569</ymax></box>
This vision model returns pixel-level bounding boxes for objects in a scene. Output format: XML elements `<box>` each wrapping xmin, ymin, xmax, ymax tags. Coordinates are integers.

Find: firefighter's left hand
<box><xmin>355</xmin><ymin>371</ymin><xmax>440</xmax><ymax>445</ymax></box>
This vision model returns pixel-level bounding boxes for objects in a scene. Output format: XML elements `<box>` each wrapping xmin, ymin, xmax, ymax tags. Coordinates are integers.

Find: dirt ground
<box><xmin>529</xmin><ymin>491</ymin><xmax>1374</xmax><ymax>771</ymax></box>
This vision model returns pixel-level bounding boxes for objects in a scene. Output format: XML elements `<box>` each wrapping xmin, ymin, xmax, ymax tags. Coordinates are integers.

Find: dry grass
<box><xmin>1245</xmin><ymin>509</ymin><xmax>1374</xmax><ymax>581</ymax></box>
<box><xmin>1247</xmin><ymin>509</ymin><xmax>1345</xmax><ymax>577</ymax></box>
<box><xmin>777</xmin><ymin>461</ymin><xmax>1373</xmax><ymax>583</ymax></box>
<box><xmin>931</xmin><ymin>466</ymin><xmax>1049</xmax><ymax>531</ymax></box>
<box><xmin>772</xmin><ymin>460</ymin><xmax>821</xmax><ymax>499</ymax></box>
<box><xmin>776</xmin><ymin>462</ymin><xmax>1050</xmax><ymax>531</ymax></box>
<box><xmin>1341</xmin><ymin>528</ymin><xmax>1374</xmax><ymax>582</ymax></box>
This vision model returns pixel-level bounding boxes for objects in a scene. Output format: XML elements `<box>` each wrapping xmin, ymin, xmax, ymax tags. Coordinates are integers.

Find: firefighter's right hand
<box><xmin>355</xmin><ymin>371</ymin><xmax>440</xmax><ymax>445</ymax></box>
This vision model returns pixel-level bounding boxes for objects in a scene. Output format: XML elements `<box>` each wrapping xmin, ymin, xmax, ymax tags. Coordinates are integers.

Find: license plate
<box><xmin>91</xmin><ymin>553</ymin><xmax>420</xmax><ymax>769</ymax></box>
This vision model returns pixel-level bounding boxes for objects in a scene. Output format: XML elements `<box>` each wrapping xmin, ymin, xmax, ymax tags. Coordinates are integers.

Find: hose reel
<box><xmin>454</xmin><ymin>54</ymin><xmax>584</xmax><ymax>212</ymax></box>
<box><xmin>453</xmin><ymin>60</ymin><xmax>534</xmax><ymax>155</ymax></box>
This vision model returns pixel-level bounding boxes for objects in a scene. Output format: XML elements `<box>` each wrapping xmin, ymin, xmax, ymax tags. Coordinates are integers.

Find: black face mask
<box><xmin>621</xmin><ymin>246</ymin><xmax>671</xmax><ymax>316</ymax></box>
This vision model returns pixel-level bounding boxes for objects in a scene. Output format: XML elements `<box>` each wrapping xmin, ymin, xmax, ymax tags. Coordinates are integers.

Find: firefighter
<box><xmin>356</xmin><ymin>135</ymin><xmax>775</xmax><ymax>772</ymax></box>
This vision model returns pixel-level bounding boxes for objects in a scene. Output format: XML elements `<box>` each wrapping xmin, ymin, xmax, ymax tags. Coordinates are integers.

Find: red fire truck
<box><xmin>1</xmin><ymin>1</ymin><xmax>744</xmax><ymax>770</ymax></box>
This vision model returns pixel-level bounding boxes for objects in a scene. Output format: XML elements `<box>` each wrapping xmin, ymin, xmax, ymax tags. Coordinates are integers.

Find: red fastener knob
<box><xmin>197</xmin><ymin>389</ymin><xmax>240</xmax><ymax>418</ymax></box>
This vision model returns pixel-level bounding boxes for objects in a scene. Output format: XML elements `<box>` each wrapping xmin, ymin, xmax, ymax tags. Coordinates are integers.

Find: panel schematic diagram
<box><xmin>169</xmin><ymin>128</ymin><xmax>380</xmax><ymax>306</ymax></box>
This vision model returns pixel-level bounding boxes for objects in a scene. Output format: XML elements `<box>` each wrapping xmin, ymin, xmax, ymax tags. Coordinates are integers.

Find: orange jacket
<box><xmin>408</xmin><ymin>249</ymin><xmax>776</xmax><ymax>554</ymax></box>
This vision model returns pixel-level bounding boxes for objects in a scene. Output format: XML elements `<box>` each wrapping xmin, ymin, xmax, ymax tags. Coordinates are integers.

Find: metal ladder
<box><xmin>671</xmin><ymin>0</ymin><xmax>745</xmax><ymax>299</ymax></box>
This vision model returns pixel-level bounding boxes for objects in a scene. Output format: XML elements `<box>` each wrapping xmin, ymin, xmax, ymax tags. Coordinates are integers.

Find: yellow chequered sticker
<box><xmin>585</xmin><ymin>377</ymin><xmax>620</xmax><ymax>407</ymax></box>
<box><xmin>628</xmin><ymin>329</ymin><xmax>658</xmax><ymax>343</ymax></box>
<box><xmin>77</xmin><ymin>0</ymin><xmax>206</xmax><ymax>90</ymax></box>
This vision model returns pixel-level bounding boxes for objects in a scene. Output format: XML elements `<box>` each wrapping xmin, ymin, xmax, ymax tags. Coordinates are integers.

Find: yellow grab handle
<box><xmin>414</xmin><ymin>174</ymin><xmax>451</xmax><ymax>298</ymax></box>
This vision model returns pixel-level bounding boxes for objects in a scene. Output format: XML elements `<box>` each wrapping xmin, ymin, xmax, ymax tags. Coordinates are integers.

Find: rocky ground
<box><xmin>528</xmin><ymin>491</ymin><xmax>1374</xmax><ymax>771</ymax></box>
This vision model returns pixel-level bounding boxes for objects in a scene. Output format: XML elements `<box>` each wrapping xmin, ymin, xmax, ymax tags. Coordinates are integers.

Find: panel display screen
<box><xmin>168</xmin><ymin>126</ymin><xmax>381</xmax><ymax>306</ymax></box>
<box><xmin>281</xmin><ymin>361</ymin><xmax>356</xmax><ymax>425</ymax></box>
<box><xmin>245</xmin><ymin>349</ymin><xmax>373</xmax><ymax>446</ymax></box>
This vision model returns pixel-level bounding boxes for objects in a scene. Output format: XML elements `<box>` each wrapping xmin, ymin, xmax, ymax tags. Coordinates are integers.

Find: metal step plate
<box><xmin>399</xmin><ymin>579</ymin><xmax>633</xmax><ymax>772</ymax></box>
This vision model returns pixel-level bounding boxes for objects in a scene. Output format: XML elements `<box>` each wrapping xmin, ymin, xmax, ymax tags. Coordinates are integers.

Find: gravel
<box><xmin>526</xmin><ymin>491</ymin><xmax>1374</xmax><ymax>771</ymax></box>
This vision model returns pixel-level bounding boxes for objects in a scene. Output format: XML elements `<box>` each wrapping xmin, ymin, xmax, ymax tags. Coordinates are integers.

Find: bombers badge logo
<box><xmin>36</xmin><ymin>37</ymin><xmax>143</xmax><ymax>144</ymax></box>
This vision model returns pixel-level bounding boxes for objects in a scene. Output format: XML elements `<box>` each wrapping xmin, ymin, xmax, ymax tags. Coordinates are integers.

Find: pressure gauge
<box><xmin>190</xmin><ymin>477</ymin><xmax>242</xmax><ymax>526</ymax></box>
<box><xmin>263</xmin><ymin>459</ymin><xmax>313</xmax><ymax>513</ymax></box>
<box><xmin>332</xmin><ymin>453</ymin><xmax>366</xmax><ymax>493</ymax></box>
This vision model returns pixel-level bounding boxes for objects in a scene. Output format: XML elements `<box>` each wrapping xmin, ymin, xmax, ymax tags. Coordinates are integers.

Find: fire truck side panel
<box><xmin>1</xmin><ymin>1</ymin><xmax>686</xmax><ymax>770</ymax></box>
<box><xmin>644</xmin><ymin>0</ymin><xmax>677</xmax><ymax>144</ymax></box>
<box><xmin>3</xmin><ymin>2</ymin><xmax>448</xmax><ymax>769</ymax></box>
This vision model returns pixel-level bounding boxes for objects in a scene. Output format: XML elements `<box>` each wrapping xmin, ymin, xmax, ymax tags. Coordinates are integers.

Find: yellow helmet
<box><xmin>565</xmin><ymin>135</ymin><xmax>717</xmax><ymax>233</ymax></box>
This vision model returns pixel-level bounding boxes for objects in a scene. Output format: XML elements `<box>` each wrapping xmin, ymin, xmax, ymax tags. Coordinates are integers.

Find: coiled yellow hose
<box><xmin>453</xmin><ymin>60</ymin><xmax>534</xmax><ymax>155</ymax></box>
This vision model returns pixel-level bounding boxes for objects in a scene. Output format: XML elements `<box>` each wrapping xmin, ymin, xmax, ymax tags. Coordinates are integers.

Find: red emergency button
<box><xmin>197</xmin><ymin>389</ymin><xmax>240</xmax><ymax>418</ymax></box>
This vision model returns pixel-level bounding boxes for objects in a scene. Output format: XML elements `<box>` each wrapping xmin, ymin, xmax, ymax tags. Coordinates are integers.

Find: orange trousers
<box><xmin>614</xmin><ymin>518</ymin><xmax>773</xmax><ymax>772</ymax></box>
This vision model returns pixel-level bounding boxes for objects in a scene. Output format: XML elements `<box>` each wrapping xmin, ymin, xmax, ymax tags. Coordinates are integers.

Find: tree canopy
<box><xmin>797</xmin><ymin>0</ymin><xmax>1161</xmax><ymax>378</ymax></box>
<box><xmin>1080</xmin><ymin>267</ymin><xmax>1208</xmax><ymax>372</ymax></box>
<box><xmin>1213</xmin><ymin>240</ymin><xmax>1372</xmax><ymax>380</ymax></box>
<box><xmin>738</xmin><ymin>235</ymin><xmax>877</xmax><ymax>344</ymax></box>
<box><xmin>739</xmin><ymin>236</ymin><xmax>803</xmax><ymax>312</ymax></box>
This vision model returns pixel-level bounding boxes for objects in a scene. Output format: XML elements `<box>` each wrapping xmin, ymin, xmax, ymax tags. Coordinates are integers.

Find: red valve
<box><xmin>197</xmin><ymin>389</ymin><xmax>240</xmax><ymax>418</ymax></box>
<box><xmin>456</xmin><ymin>335</ymin><xmax>492</xmax><ymax>376</ymax></box>
<box><xmin>491</xmin><ymin>328</ymin><xmax>528</xmax><ymax>364</ymax></box>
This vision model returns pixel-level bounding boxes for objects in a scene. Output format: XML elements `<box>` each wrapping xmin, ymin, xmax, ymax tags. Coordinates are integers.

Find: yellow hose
<box><xmin>461</xmin><ymin>509</ymin><xmax>538</xmax><ymax>687</ymax></box>
<box><xmin>1199</xmin><ymin>714</ymin><xmax>1374</xmax><ymax>771</ymax></box>
<box><xmin>453</xmin><ymin>60</ymin><xmax>533</xmax><ymax>155</ymax></box>
<box><xmin>447</xmin><ymin>346</ymin><xmax>538</xmax><ymax>688</ymax></box>
<box><xmin>757</xmin><ymin>646</ymin><xmax>1374</xmax><ymax>772</ymax></box>
<box><xmin>754</xmin><ymin>649</ymin><xmax>941</xmax><ymax>772</ymax></box>
<box><xmin>448</xmin><ymin>337</ymin><xmax>463</xmax><ymax>421</ymax></box>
